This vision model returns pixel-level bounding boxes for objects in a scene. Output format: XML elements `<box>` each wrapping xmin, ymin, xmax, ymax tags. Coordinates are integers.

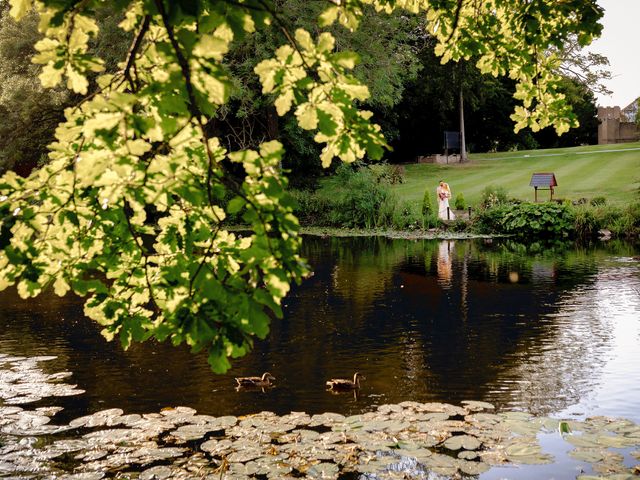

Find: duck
<box><xmin>326</xmin><ymin>372</ymin><xmax>364</xmax><ymax>390</ymax></box>
<box><xmin>234</xmin><ymin>372</ymin><xmax>276</xmax><ymax>388</ymax></box>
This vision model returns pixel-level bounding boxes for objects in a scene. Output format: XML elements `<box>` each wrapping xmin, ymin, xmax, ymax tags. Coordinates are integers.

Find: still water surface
<box><xmin>0</xmin><ymin>237</ymin><xmax>639</xmax><ymax>425</ymax></box>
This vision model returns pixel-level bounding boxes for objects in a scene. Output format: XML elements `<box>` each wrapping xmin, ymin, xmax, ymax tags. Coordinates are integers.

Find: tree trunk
<box><xmin>459</xmin><ymin>87</ymin><xmax>467</xmax><ymax>162</ymax></box>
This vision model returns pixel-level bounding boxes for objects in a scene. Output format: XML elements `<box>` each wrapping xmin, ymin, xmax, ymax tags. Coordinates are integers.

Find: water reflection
<box><xmin>0</xmin><ymin>237</ymin><xmax>638</xmax><ymax>422</ymax></box>
<box><xmin>437</xmin><ymin>240</ymin><xmax>454</xmax><ymax>288</ymax></box>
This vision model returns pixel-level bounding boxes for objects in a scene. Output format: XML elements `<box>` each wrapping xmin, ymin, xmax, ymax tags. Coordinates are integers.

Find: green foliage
<box><xmin>573</xmin><ymin>202</ymin><xmax>640</xmax><ymax>239</ymax></box>
<box><xmin>422</xmin><ymin>188</ymin><xmax>433</xmax><ymax>218</ymax></box>
<box><xmin>289</xmin><ymin>189</ymin><xmax>332</xmax><ymax>226</ymax></box>
<box><xmin>0</xmin><ymin>7</ymin><xmax>130</xmax><ymax>173</ymax></box>
<box><xmin>480</xmin><ymin>185</ymin><xmax>509</xmax><ymax>209</ymax></box>
<box><xmin>454</xmin><ymin>193</ymin><xmax>466</xmax><ymax>210</ymax></box>
<box><xmin>449</xmin><ymin>218</ymin><xmax>468</xmax><ymax>233</ymax></box>
<box><xmin>391</xmin><ymin>200</ymin><xmax>421</xmax><ymax>230</ymax></box>
<box><xmin>326</xmin><ymin>166</ymin><xmax>395</xmax><ymax>228</ymax></box>
<box><xmin>590</xmin><ymin>196</ymin><xmax>606</xmax><ymax>206</ymax></box>
<box><xmin>0</xmin><ymin>0</ymin><xmax>604</xmax><ymax>372</ymax></box>
<box><xmin>368</xmin><ymin>163</ymin><xmax>405</xmax><ymax>185</ymax></box>
<box><xmin>572</xmin><ymin>206</ymin><xmax>599</xmax><ymax>240</ymax></box>
<box><xmin>474</xmin><ymin>202</ymin><xmax>575</xmax><ymax>239</ymax></box>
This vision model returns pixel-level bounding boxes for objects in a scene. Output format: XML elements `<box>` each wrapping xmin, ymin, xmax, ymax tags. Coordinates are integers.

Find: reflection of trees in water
<box><xmin>293</xmin><ymin>237</ymin><xmax>613</xmax><ymax>414</ymax></box>
<box><xmin>0</xmin><ymin>288</ymin><xmax>228</xmax><ymax>419</ymax></box>
<box><xmin>0</xmin><ymin>237</ymin><xmax>631</xmax><ymax>419</ymax></box>
<box><xmin>403</xmin><ymin>239</ymin><xmax>612</xmax><ymax>415</ymax></box>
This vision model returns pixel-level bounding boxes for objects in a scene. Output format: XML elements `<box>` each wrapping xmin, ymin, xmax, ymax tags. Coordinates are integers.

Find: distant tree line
<box><xmin>0</xmin><ymin>1</ymin><xmax>603</xmax><ymax>182</ymax></box>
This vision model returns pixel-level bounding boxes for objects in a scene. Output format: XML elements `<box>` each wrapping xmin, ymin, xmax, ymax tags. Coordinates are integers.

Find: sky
<box><xmin>589</xmin><ymin>0</ymin><xmax>639</xmax><ymax>108</ymax></box>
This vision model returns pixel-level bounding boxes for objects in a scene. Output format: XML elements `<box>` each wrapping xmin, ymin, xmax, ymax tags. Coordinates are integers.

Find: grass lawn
<box><xmin>390</xmin><ymin>142</ymin><xmax>640</xmax><ymax>207</ymax></box>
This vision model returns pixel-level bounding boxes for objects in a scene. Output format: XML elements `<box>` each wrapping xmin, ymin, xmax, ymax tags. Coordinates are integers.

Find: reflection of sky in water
<box><xmin>556</xmin><ymin>261</ymin><xmax>640</xmax><ymax>422</ymax></box>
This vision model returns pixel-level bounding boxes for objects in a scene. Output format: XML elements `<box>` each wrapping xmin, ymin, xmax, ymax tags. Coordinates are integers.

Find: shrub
<box><xmin>471</xmin><ymin>204</ymin><xmax>511</xmax><ymax>233</ymax></box>
<box><xmin>391</xmin><ymin>200</ymin><xmax>422</xmax><ymax>230</ymax></box>
<box><xmin>572</xmin><ymin>205</ymin><xmax>599</xmax><ymax>240</ymax></box>
<box><xmin>473</xmin><ymin>202</ymin><xmax>575</xmax><ymax>239</ymax></box>
<box><xmin>501</xmin><ymin>203</ymin><xmax>575</xmax><ymax>238</ymax></box>
<box><xmin>368</xmin><ymin>162</ymin><xmax>405</xmax><ymax>184</ymax></box>
<box><xmin>290</xmin><ymin>189</ymin><xmax>331</xmax><ymax>226</ymax></box>
<box><xmin>454</xmin><ymin>193</ymin><xmax>466</xmax><ymax>210</ymax></box>
<box><xmin>422</xmin><ymin>188</ymin><xmax>433</xmax><ymax>218</ymax></box>
<box><xmin>590</xmin><ymin>196</ymin><xmax>607</xmax><ymax>206</ymax></box>
<box><xmin>480</xmin><ymin>185</ymin><xmax>509</xmax><ymax>208</ymax></box>
<box><xmin>449</xmin><ymin>218</ymin><xmax>468</xmax><ymax>232</ymax></box>
<box><xmin>328</xmin><ymin>167</ymin><xmax>395</xmax><ymax>228</ymax></box>
<box><xmin>608</xmin><ymin>202</ymin><xmax>640</xmax><ymax>238</ymax></box>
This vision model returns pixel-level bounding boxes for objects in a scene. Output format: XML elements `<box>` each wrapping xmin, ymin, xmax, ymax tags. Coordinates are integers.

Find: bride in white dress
<box><xmin>437</xmin><ymin>181</ymin><xmax>455</xmax><ymax>220</ymax></box>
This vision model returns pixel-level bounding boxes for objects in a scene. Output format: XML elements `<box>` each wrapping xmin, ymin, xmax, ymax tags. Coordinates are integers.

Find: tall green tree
<box><xmin>0</xmin><ymin>0</ymin><xmax>603</xmax><ymax>372</ymax></box>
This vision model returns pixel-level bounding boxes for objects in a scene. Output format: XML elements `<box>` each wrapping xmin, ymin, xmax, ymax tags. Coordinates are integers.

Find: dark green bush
<box><xmin>391</xmin><ymin>200</ymin><xmax>422</xmax><ymax>230</ymax></box>
<box><xmin>449</xmin><ymin>218</ymin><xmax>468</xmax><ymax>232</ymax></box>
<box><xmin>328</xmin><ymin>167</ymin><xmax>396</xmax><ymax>228</ymax></box>
<box><xmin>590</xmin><ymin>196</ymin><xmax>607</xmax><ymax>206</ymax></box>
<box><xmin>473</xmin><ymin>202</ymin><xmax>575</xmax><ymax>238</ymax></box>
<box><xmin>422</xmin><ymin>188</ymin><xmax>433</xmax><ymax>218</ymax></box>
<box><xmin>368</xmin><ymin>163</ymin><xmax>405</xmax><ymax>184</ymax></box>
<box><xmin>608</xmin><ymin>202</ymin><xmax>640</xmax><ymax>238</ymax></box>
<box><xmin>290</xmin><ymin>189</ymin><xmax>332</xmax><ymax>226</ymax></box>
<box><xmin>573</xmin><ymin>206</ymin><xmax>599</xmax><ymax>240</ymax></box>
<box><xmin>454</xmin><ymin>193</ymin><xmax>466</xmax><ymax>210</ymax></box>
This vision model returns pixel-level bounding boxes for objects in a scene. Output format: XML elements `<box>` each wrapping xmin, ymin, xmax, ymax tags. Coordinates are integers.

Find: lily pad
<box><xmin>458</xmin><ymin>450</ymin><xmax>478</xmax><ymax>460</ymax></box>
<box><xmin>462</xmin><ymin>400</ymin><xmax>495</xmax><ymax>411</ymax></box>
<box><xmin>442</xmin><ymin>434</ymin><xmax>482</xmax><ymax>451</ymax></box>
<box><xmin>458</xmin><ymin>459</ymin><xmax>490</xmax><ymax>475</ymax></box>
<box><xmin>307</xmin><ymin>462</ymin><xmax>339</xmax><ymax>478</ymax></box>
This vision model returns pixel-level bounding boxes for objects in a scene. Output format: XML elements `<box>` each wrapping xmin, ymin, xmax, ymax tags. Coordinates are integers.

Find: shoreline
<box><xmin>298</xmin><ymin>226</ymin><xmax>500</xmax><ymax>241</ymax></box>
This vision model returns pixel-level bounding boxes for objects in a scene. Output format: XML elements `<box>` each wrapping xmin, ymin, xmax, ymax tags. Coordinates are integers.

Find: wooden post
<box><xmin>468</xmin><ymin>206</ymin><xmax>471</xmax><ymax>219</ymax></box>
<box><xmin>550</xmin><ymin>187</ymin><xmax>554</xmax><ymax>201</ymax></box>
<box><xmin>447</xmin><ymin>207</ymin><xmax>450</xmax><ymax>220</ymax></box>
<box><xmin>534</xmin><ymin>186</ymin><xmax>538</xmax><ymax>203</ymax></box>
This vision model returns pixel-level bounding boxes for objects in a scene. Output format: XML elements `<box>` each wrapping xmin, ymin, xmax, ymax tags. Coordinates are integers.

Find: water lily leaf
<box><xmin>462</xmin><ymin>400</ymin><xmax>495</xmax><ymax>411</ymax></box>
<box><xmin>420</xmin><ymin>412</ymin><xmax>451</xmax><ymax>422</ymax></box>
<box><xmin>568</xmin><ymin>448</ymin><xmax>608</xmax><ymax>463</ymax></box>
<box><xmin>377</xmin><ymin>404</ymin><xmax>404</xmax><ymax>414</ymax></box>
<box><xmin>600</xmin><ymin>419</ymin><xmax>635</xmax><ymax>433</ymax></box>
<box><xmin>139</xmin><ymin>465</ymin><xmax>175</xmax><ymax>480</ymax></box>
<box><xmin>310</xmin><ymin>413</ymin><xmax>346</xmax><ymax>426</ymax></box>
<box><xmin>443</xmin><ymin>434</ymin><xmax>481</xmax><ymax>451</ymax></box>
<box><xmin>200</xmin><ymin>438</ymin><xmax>233</xmax><ymax>454</ymax></box>
<box><xmin>592</xmin><ymin>459</ymin><xmax>630</xmax><ymax>475</ymax></box>
<box><xmin>596</xmin><ymin>434</ymin><xmax>636</xmax><ymax>448</ymax></box>
<box><xmin>458</xmin><ymin>450</ymin><xmax>478</xmax><ymax>460</ymax></box>
<box><xmin>307</xmin><ymin>462</ymin><xmax>339</xmax><ymax>478</ymax></box>
<box><xmin>565</xmin><ymin>433</ymin><xmax>601</xmax><ymax>448</ymax></box>
<box><xmin>503</xmin><ymin>419</ymin><xmax>540</xmax><ymax>436</ymax></box>
<box><xmin>458</xmin><ymin>459</ymin><xmax>490</xmax><ymax>475</ymax></box>
<box><xmin>228</xmin><ymin>448</ymin><xmax>264</xmax><ymax>463</ymax></box>
<box><xmin>69</xmin><ymin>409</ymin><xmax>124</xmax><ymax>428</ymax></box>
<box><xmin>61</xmin><ymin>473</ymin><xmax>106</xmax><ymax>480</ymax></box>
<box><xmin>424</xmin><ymin>452</ymin><xmax>458</xmax><ymax>468</ymax></box>
<box><xmin>504</xmin><ymin>439</ymin><xmax>554</xmax><ymax>464</ymax></box>
<box><xmin>402</xmin><ymin>449</ymin><xmax>433</xmax><ymax>464</ymax></box>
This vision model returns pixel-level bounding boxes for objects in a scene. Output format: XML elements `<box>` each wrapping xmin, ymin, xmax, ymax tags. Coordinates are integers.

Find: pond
<box><xmin>1</xmin><ymin>236</ymin><xmax>640</xmax><ymax>479</ymax></box>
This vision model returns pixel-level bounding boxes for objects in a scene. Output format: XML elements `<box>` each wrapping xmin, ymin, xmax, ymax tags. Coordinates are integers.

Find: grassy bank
<box><xmin>292</xmin><ymin>144</ymin><xmax>640</xmax><ymax>239</ymax></box>
<box><xmin>377</xmin><ymin>142</ymin><xmax>640</xmax><ymax>207</ymax></box>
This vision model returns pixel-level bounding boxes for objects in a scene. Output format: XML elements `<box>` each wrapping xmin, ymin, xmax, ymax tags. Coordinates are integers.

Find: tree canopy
<box><xmin>0</xmin><ymin>0</ymin><xmax>603</xmax><ymax>372</ymax></box>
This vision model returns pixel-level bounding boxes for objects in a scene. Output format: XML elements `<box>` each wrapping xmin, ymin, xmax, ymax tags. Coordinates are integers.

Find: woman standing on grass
<box><xmin>437</xmin><ymin>180</ymin><xmax>455</xmax><ymax>220</ymax></box>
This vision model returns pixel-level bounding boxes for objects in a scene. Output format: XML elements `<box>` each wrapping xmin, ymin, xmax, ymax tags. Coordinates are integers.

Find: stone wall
<box><xmin>597</xmin><ymin>106</ymin><xmax>640</xmax><ymax>144</ymax></box>
<box><xmin>417</xmin><ymin>154</ymin><xmax>461</xmax><ymax>164</ymax></box>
